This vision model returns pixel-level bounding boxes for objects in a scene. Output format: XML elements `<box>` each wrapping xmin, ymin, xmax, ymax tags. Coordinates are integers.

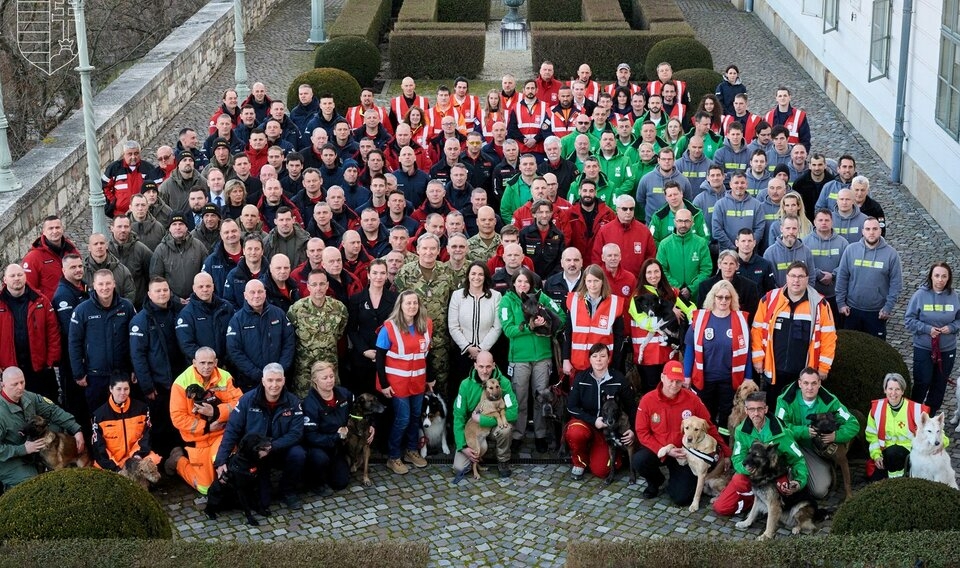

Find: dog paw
<box><xmin>362</xmin><ymin>477</ymin><xmax>372</xmax><ymax>487</ymax></box>
<box><xmin>472</xmin><ymin>473</ymin><xmax>481</xmax><ymax>480</ymax></box>
<box><xmin>688</xmin><ymin>503</ymin><xmax>700</xmax><ymax>513</ymax></box>
<box><xmin>735</xmin><ymin>520</ymin><xmax>750</xmax><ymax>530</ymax></box>
<box><xmin>246</xmin><ymin>518</ymin><xmax>260</xmax><ymax>527</ymax></box>
<box><xmin>757</xmin><ymin>533</ymin><xmax>773</xmax><ymax>541</ymax></box>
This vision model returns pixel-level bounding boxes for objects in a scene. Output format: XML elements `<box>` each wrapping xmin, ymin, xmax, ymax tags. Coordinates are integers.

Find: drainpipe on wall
<box><xmin>891</xmin><ymin>0</ymin><xmax>914</xmax><ymax>183</ymax></box>
<box><xmin>744</xmin><ymin>0</ymin><xmax>754</xmax><ymax>13</ymax></box>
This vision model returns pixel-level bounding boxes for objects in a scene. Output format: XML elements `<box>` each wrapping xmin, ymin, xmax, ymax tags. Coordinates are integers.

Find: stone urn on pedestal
<box><xmin>501</xmin><ymin>0</ymin><xmax>528</xmax><ymax>50</ymax></box>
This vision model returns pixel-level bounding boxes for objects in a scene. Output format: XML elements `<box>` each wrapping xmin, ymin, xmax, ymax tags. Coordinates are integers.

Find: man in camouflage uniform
<box><xmin>286</xmin><ymin>269</ymin><xmax>348</xmax><ymax>398</ymax></box>
<box><xmin>395</xmin><ymin>233</ymin><xmax>457</xmax><ymax>395</ymax></box>
<box><xmin>467</xmin><ymin>206</ymin><xmax>501</xmax><ymax>263</ymax></box>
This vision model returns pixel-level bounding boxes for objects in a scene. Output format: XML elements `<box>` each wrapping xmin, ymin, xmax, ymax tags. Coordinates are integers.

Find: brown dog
<box><xmin>680</xmin><ymin>416</ymin><xmax>731</xmax><ymax>512</ymax></box>
<box><xmin>463</xmin><ymin>378</ymin><xmax>508</xmax><ymax>480</ymax></box>
<box><xmin>727</xmin><ymin>380</ymin><xmax>760</xmax><ymax>444</ymax></box>
<box><xmin>119</xmin><ymin>457</ymin><xmax>161</xmax><ymax>490</ymax></box>
<box><xmin>19</xmin><ymin>414</ymin><xmax>90</xmax><ymax>470</ymax></box>
<box><xmin>345</xmin><ymin>393</ymin><xmax>386</xmax><ymax>487</ymax></box>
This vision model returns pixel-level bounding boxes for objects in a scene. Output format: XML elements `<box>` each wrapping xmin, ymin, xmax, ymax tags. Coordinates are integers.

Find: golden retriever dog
<box><xmin>727</xmin><ymin>380</ymin><xmax>760</xmax><ymax>444</ymax></box>
<box><xmin>681</xmin><ymin>416</ymin><xmax>731</xmax><ymax>512</ymax></box>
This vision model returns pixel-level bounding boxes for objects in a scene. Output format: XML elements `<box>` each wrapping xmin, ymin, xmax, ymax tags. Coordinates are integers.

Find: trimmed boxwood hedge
<box><xmin>826</xmin><ymin>329</ymin><xmax>911</xmax><ymax>416</ymax></box>
<box><xmin>389</xmin><ymin>27</ymin><xmax>485</xmax><ymax>79</ymax></box>
<box><xmin>567</xmin><ymin>532</ymin><xmax>960</xmax><ymax>567</ymax></box>
<box><xmin>582</xmin><ymin>0</ymin><xmax>628</xmax><ymax>22</ymax></box>
<box><xmin>633</xmin><ymin>0</ymin><xmax>685</xmax><ymax>26</ymax></box>
<box><xmin>397</xmin><ymin>0</ymin><xmax>438</xmax><ymax>22</ymax></box>
<box><xmin>833</xmin><ymin>478</ymin><xmax>960</xmax><ymax>535</ymax></box>
<box><xmin>438</xmin><ymin>0</ymin><xmax>490</xmax><ymax>22</ymax></box>
<box><xmin>644</xmin><ymin>36</ymin><xmax>714</xmax><ymax>80</ymax></box>
<box><xmin>288</xmin><ymin>68</ymin><xmax>361</xmax><ymax>115</ymax></box>
<box><xmin>314</xmin><ymin>35</ymin><xmax>381</xmax><ymax>88</ymax></box>
<box><xmin>328</xmin><ymin>0</ymin><xmax>391</xmax><ymax>45</ymax></box>
<box><xmin>529</xmin><ymin>0</ymin><xmax>581</xmax><ymax>22</ymax></box>
<box><xmin>0</xmin><ymin>540</ymin><xmax>431</xmax><ymax>567</ymax></box>
<box><xmin>673</xmin><ymin>68</ymin><xmax>723</xmax><ymax>108</ymax></box>
<box><xmin>0</xmin><ymin>468</ymin><xmax>172</xmax><ymax>540</ymax></box>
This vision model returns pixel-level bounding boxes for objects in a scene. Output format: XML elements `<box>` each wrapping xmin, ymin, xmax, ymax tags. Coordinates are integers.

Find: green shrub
<box><xmin>397</xmin><ymin>0</ymin><xmax>438</xmax><ymax>22</ymax></box>
<box><xmin>530</xmin><ymin>22</ymin><xmax>631</xmax><ymax>31</ymax></box>
<box><xmin>0</xmin><ymin>540</ymin><xmax>432</xmax><ymax>567</ymax></box>
<box><xmin>328</xmin><ymin>0</ymin><xmax>391</xmax><ymax>45</ymax></box>
<box><xmin>0</xmin><ymin>468</ymin><xmax>171</xmax><ymax>540</ymax></box>
<box><xmin>288</xmin><ymin>68</ymin><xmax>361</xmax><ymax>115</ymax></box>
<box><xmin>833</xmin><ymin>478</ymin><xmax>960</xmax><ymax>535</ymax></box>
<box><xmin>825</xmin><ymin>329</ymin><xmax>911</xmax><ymax>416</ymax></box>
<box><xmin>389</xmin><ymin>28</ymin><xmax>485</xmax><ymax>79</ymax></box>
<box><xmin>393</xmin><ymin>22</ymin><xmax>487</xmax><ymax>31</ymax></box>
<box><xmin>438</xmin><ymin>0</ymin><xmax>490</xmax><ymax>22</ymax></box>
<box><xmin>632</xmin><ymin>0</ymin><xmax>685</xmax><ymax>28</ymax></box>
<box><xmin>644</xmin><ymin>36</ymin><xmax>714</xmax><ymax>80</ymax></box>
<box><xmin>673</xmin><ymin>68</ymin><xmax>722</xmax><ymax>106</ymax></box>
<box><xmin>582</xmin><ymin>0</ymin><xmax>628</xmax><ymax>22</ymax></box>
<box><xmin>314</xmin><ymin>36</ymin><xmax>381</xmax><ymax>88</ymax></box>
<box><xmin>531</xmin><ymin>27</ymin><xmax>693</xmax><ymax>81</ymax></box>
<box><xmin>528</xmin><ymin>0</ymin><xmax>581</xmax><ymax>22</ymax></box>
<box><xmin>566</xmin><ymin>532</ymin><xmax>960</xmax><ymax>567</ymax></box>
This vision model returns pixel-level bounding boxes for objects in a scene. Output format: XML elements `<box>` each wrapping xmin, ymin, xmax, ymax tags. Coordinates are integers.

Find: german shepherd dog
<box><xmin>345</xmin><ymin>393</ymin><xmax>386</xmax><ymax>487</ymax></box>
<box><xmin>206</xmin><ymin>433</ymin><xmax>272</xmax><ymax>526</ymax></box>
<box><xmin>463</xmin><ymin>379</ymin><xmax>509</xmax><ymax>480</ymax></box>
<box><xmin>185</xmin><ymin>384</ymin><xmax>221</xmax><ymax>433</ymax></box>
<box><xmin>681</xmin><ymin>416</ymin><xmax>731</xmax><ymax>512</ymax></box>
<box><xmin>631</xmin><ymin>293</ymin><xmax>682</xmax><ymax>362</ymax></box>
<box><xmin>807</xmin><ymin>411</ymin><xmax>853</xmax><ymax>500</ymax></box>
<box><xmin>537</xmin><ymin>385</ymin><xmax>569</xmax><ymax>455</ymax></box>
<box><xmin>521</xmin><ymin>291</ymin><xmax>564</xmax><ymax>375</ymax></box>
<box><xmin>600</xmin><ymin>390</ymin><xmax>636</xmax><ymax>485</ymax></box>
<box><xmin>910</xmin><ymin>412</ymin><xmax>958</xmax><ymax>489</ymax></box>
<box><xmin>119</xmin><ymin>457</ymin><xmax>161</xmax><ymax>490</ymax></box>
<box><xmin>19</xmin><ymin>414</ymin><xmax>90</xmax><ymax>470</ymax></box>
<box><xmin>736</xmin><ymin>441</ymin><xmax>816</xmax><ymax>540</ymax></box>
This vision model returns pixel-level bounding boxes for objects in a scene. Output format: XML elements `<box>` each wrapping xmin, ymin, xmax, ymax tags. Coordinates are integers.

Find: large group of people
<box><xmin>0</xmin><ymin>58</ymin><xmax>954</xmax><ymax>521</ymax></box>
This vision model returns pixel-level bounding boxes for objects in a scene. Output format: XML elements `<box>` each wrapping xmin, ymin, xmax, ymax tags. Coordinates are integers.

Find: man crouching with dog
<box><xmin>633</xmin><ymin>360</ymin><xmax>730</xmax><ymax>502</ymax></box>
<box><xmin>0</xmin><ymin>366</ymin><xmax>84</xmax><ymax>491</ymax></box>
<box><xmin>774</xmin><ymin>367</ymin><xmax>858</xmax><ymax>500</ymax></box>
<box><xmin>452</xmin><ymin>351</ymin><xmax>517</xmax><ymax>480</ymax></box>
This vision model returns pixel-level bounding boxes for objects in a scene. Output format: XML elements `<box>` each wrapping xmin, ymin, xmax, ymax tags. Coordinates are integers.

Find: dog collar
<box><xmin>349</xmin><ymin>414</ymin><xmax>363</xmax><ymax>420</ymax></box>
<box><xmin>683</xmin><ymin>444</ymin><xmax>719</xmax><ymax>465</ymax></box>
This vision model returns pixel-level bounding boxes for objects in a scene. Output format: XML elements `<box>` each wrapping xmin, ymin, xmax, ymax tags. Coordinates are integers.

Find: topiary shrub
<box><xmin>288</xmin><ymin>68</ymin><xmax>361</xmax><ymax>116</ymax></box>
<box><xmin>644</xmin><ymin>36</ymin><xmax>713</xmax><ymax>80</ymax></box>
<box><xmin>0</xmin><ymin>468</ymin><xmax>172</xmax><ymax>540</ymax></box>
<box><xmin>673</xmin><ymin>68</ymin><xmax>722</xmax><ymax>107</ymax></box>
<box><xmin>313</xmin><ymin>36</ymin><xmax>381</xmax><ymax>89</ymax></box>
<box><xmin>825</xmin><ymin>330</ymin><xmax>911</xmax><ymax>416</ymax></box>
<box><xmin>833</xmin><ymin>478</ymin><xmax>960</xmax><ymax>535</ymax></box>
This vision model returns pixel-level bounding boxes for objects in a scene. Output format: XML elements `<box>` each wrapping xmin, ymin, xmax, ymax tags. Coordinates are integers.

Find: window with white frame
<box><xmin>869</xmin><ymin>0</ymin><xmax>893</xmax><ymax>82</ymax></box>
<box><xmin>823</xmin><ymin>0</ymin><xmax>839</xmax><ymax>33</ymax></box>
<box><xmin>937</xmin><ymin>0</ymin><xmax>960</xmax><ymax>139</ymax></box>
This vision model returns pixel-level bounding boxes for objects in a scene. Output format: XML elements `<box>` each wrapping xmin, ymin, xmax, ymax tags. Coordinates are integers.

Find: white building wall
<box><xmin>750</xmin><ymin>0</ymin><xmax>960</xmax><ymax>244</ymax></box>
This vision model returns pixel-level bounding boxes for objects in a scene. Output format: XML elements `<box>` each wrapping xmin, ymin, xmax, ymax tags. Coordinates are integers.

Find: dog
<box><xmin>205</xmin><ymin>433</ymin><xmax>272</xmax><ymax>526</ymax></box>
<box><xmin>521</xmin><ymin>291</ymin><xmax>564</xmax><ymax>377</ymax></box>
<box><xmin>462</xmin><ymin>378</ymin><xmax>509</xmax><ymax>480</ymax></box>
<box><xmin>19</xmin><ymin>414</ymin><xmax>90</xmax><ymax>470</ymax></box>
<box><xmin>630</xmin><ymin>293</ymin><xmax>682</xmax><ymax>362</ymax></box>
<box><xmin>185</xmin><ymin>384</ymin><xmax>220</xmax><ymax>433</ymax></box>
<box><xmin>909</xmin><ymin>412</ymin><xmax>958</xmax><ymax>489</ymax></box>
<box><xmin>680</xmin><ymin>416</ymin><xmax>731</xmax><ymax>512</ymax></box>
<box><xmin>420</xmin><ymin>391</ymin><xmax>451</xmax><ymax>458</ymax></box>
<box><xmin>727</xmin><ymin>380</ymin><xmax>760</xmax><ymax>444</ymax></box>
<box><xmin>735</xmin><ymin>440</ymin><xmax>817</xmax><ymax>540</ymax></box>
<box><xmin>807</xmin><ymin>411</ymin><xmax>853</xmax><ymax>500</ymax></box>
<box><xmin>537</xmin><ymin>385</ymin><xmax>569</xmax><ymax>455</ymax></box>
<box><xmin>344</xmin><ymin>393</ymin><xmax>386</xmax><ymax>487</ymax></box>
<box><xmin>600</xmin><ymin>391</ymin><xmax>636</xmax><ymax>485</ymax></box>
<box><xmin>119</xmin><ymin>457</ymin><xmax>161</xmax><ymax>490</ymax></box>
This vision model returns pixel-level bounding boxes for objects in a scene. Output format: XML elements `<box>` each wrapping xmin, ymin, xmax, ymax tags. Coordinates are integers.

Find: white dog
<box><xmin>951</xmin><ymin>386</ymin><xmax>960</xmax><ymax>433</ymax></box>
<box><xmin>910</xmin><ymin>412</ymin><xmax>958</xmax><ymax>489</ymax></box>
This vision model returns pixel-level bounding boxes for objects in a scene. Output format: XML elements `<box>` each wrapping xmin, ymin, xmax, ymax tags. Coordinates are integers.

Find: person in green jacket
<box><xmin>678</xmin><ymin>112</ymin><xmax>724</xmax><ymax>160</ymax></box>
<box><xmin>499</xmin><ymin>268</ymin><xmax>567</xmax><ymax>453</ymax></box>
<box><xmin>713</xmin><ymin>390</ymin><xmax>809</xmax><ymax>516</ymax></box>
<box><xmin>0</xmin><ymin>367</ymin><xmax>84</xmax><ymax>489</ymax></box>
<box><xmin>596</xmin><ymin>131</ymin><xmax>638</xmax><ymax>202</ymax></box>
<box><xmin>567</xmin><ymin>159</ymin><xmax>612</xmax><ymax>206</ymax></box>
<box><xmin>500</xmin><ymin>154</ymin><xmax>539</xmax><ymax>223</ymax></box>
<box><xmin>452</xmin><ymin>352</ymin><xmax>519</xmax><ymax>480</ymax></box>
<box><xmin>775</xmin><ymin>367</ymin><xmax>859</xmax><ymax>499</ymax></box>
<box><xmin>656</xmin><ymin>209</ymin><xmax>713</xmax><ymax>304</ymax></box>
<box><xmin>560</xmin><ymin>115</ymin><xmax>596</xmax><ymax>159</ymax></box>
<box><xmin>648</xmin><ymin>183</ymin><xmax>707</xmax><ymax>243</ymax></box>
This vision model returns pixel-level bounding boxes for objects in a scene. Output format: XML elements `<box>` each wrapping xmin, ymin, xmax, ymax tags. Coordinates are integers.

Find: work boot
<box><xmin>164</xmin><ymin>447</ymin><xmax>185</xmax><ymax>476</ymax></box>
<box><xmin>498</xmin><ymin>462</ymin><xmax>512</xmax><ymax>478</ymax></box>
<box><xmin>387</xmin><ymin>458</ymin><xmax>409</xmax><ymax>475</ymax></box>
<box><xmin>404</xmin><ymin>450</ymin><xmax>428</xmax><ymax>468</ymax></box>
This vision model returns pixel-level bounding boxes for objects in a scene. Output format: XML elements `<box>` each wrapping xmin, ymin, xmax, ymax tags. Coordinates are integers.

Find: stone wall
<box><xmin>0</xmin><ymin>0</ymin><xmax>282</xmax><ymax>265</ymax></box>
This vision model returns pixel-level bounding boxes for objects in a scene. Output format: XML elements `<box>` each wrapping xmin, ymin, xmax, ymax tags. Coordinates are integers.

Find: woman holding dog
<box><xmin>302</xmin><ymin>361</ymin><xmax>359</xmax><ymax>495</ymax></box>
<box><xmin>376</xmin><ymin>289</ymin><xmax>433</xmax><ymax>475</ymax></box>
<box><xmin>562</xmin><ymin>265</ymin><xmax>627</xmax><ymax>378</ymax></box>
<box><xmin>628</xmin><ymin>258</ymin><xmax>695</xmax><ymax>393</ymax></box>
<box><xmin>91</xmin><ymin>375</ymin><xmax>161</xmax><ymax>472</ymax></box>
<box><xmin>448</xmin><ymin>262</ymin><xmax>503</xmax><ymax>396</ymax></box>
<box><xmin>904</xmin><ymin>262</ymin><xmax>960</xmax><ymax>416</ymax></box>
<box><xmin>499</xmin><ymin>267</ymin><xmax>567</xmax><ymax>454</ymax></box>
<box><xmin>683</xmin><ymin>280</ymin><xmax>752</xmax><ymax>438</ymax></box>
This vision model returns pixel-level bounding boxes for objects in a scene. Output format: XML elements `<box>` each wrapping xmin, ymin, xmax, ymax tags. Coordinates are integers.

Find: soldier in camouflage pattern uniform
<box><xmin>395</xmin><ymin>233</ymin><xmax>457</xmax><ymax>396</ymax></box>
<box><xmin>447</xmin><ymin>233</ymin><xmax>470</xmax><ymax>285</ymax></box>
<box><xmin>287</xmin><ymin>269</ymin><xmax>348</xmax><ymax>398</ymax></box>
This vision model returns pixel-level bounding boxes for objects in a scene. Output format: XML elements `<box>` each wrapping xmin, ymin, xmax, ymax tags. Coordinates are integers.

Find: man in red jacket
<box><xmin>0</xmin><ymin>264</ymin><xmax>61</xmax><ymax>402</ymax></box>
<box><xmin>591</xmin><ymin>195</ymin><xmax>656</xmax><ymax>276</ymax></box>
<box><xmin>22</xmin><ymin>215</ymin><xmax>80</xmax><ymax>302</ymax></box>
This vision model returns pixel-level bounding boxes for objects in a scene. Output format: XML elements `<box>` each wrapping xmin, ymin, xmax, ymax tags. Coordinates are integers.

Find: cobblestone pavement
<box><xmin>66</xmin><ymin>1</ymin><xmax>960</xmax><ymax>565</ymax></box>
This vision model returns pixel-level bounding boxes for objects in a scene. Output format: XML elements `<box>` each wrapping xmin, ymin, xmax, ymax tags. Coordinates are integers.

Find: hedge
<box><xmin>531</xmin><ymin>22</ymin><xmax>631</xmax><ymax>31</ymax></box>
<box><xmin>287</xmin><ymin>68</ymin><xmax>361</xmax><ymax>115</ymax></box>
<box><xmin>327</xmin><ymin>0</ymin><xmax>391</xmax><ymax>45</ymax></box>
<box><xmin>397</xmin><ymin>0</ymin><xmax>438</xmax><ymax>22</ymax></box>
<box><xmin>633</xmin><ymin>0</ymin><xmax>685</xmax><ymax>26</ymax></box>
<box><xmin>583</xmin><ymin>0</ymin><xmax>628</xmax><ymax>22</ymax></box>
<box><xmin>566</xmin><ymin>532</ymin><xmax>960</xmax><ymax>568</ymax></box>
<box><xmin>314</xmin><ymin>36</ymin><xmax>381</xmax><ymax>88</ymax></box>
<box><xmin>826</xmin><ymin>329</ymin><xmax>911</xmax><ymax>416</ymax></box>
<box><xmin>673</xmin><ymin>68</ymin><xmax>723</xmax><ymax>107</ymax></box>
<box><xmin>644</xmin><ymin>36</ymin><xmax>714</xmax><ymax>80</ymax></box>
<box><xmin>0</xmin><ymin>540</ymin><xmax>431</xmax><ymax>568</ymax></box>
<box><xmin>528</xmin><ymin>0</ymin><xmax>581</xmax><ymax>22</ymax></box>
<box><xmin>393</xmin><ymin>22</ymin><xmax>486</xmax><ymax>31</ymax></box>
<box><xmin>438</xmin><ymin>0</ymin><xmax>490</xmax><ymax>22</ymax></box>
<box><xmin>833</xmin><ymin>478</ymin><xmax>960</xmax><ymax>535</ymax></box>
<box><xmin>389</xmin><ymin>28</ymin><xmax>485</xmax><ymax>79</ymax></box>
<box><xmin>531</xmin><ymin>27</ymin><xmax>693</xmax><ymax>81</ymax></box>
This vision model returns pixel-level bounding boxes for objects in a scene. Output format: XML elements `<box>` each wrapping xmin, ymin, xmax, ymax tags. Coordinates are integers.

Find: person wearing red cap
<box><xmin>632</xmin><ymin>360</ymin><xmax>730</xmax><ymax>503</ymax></box>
